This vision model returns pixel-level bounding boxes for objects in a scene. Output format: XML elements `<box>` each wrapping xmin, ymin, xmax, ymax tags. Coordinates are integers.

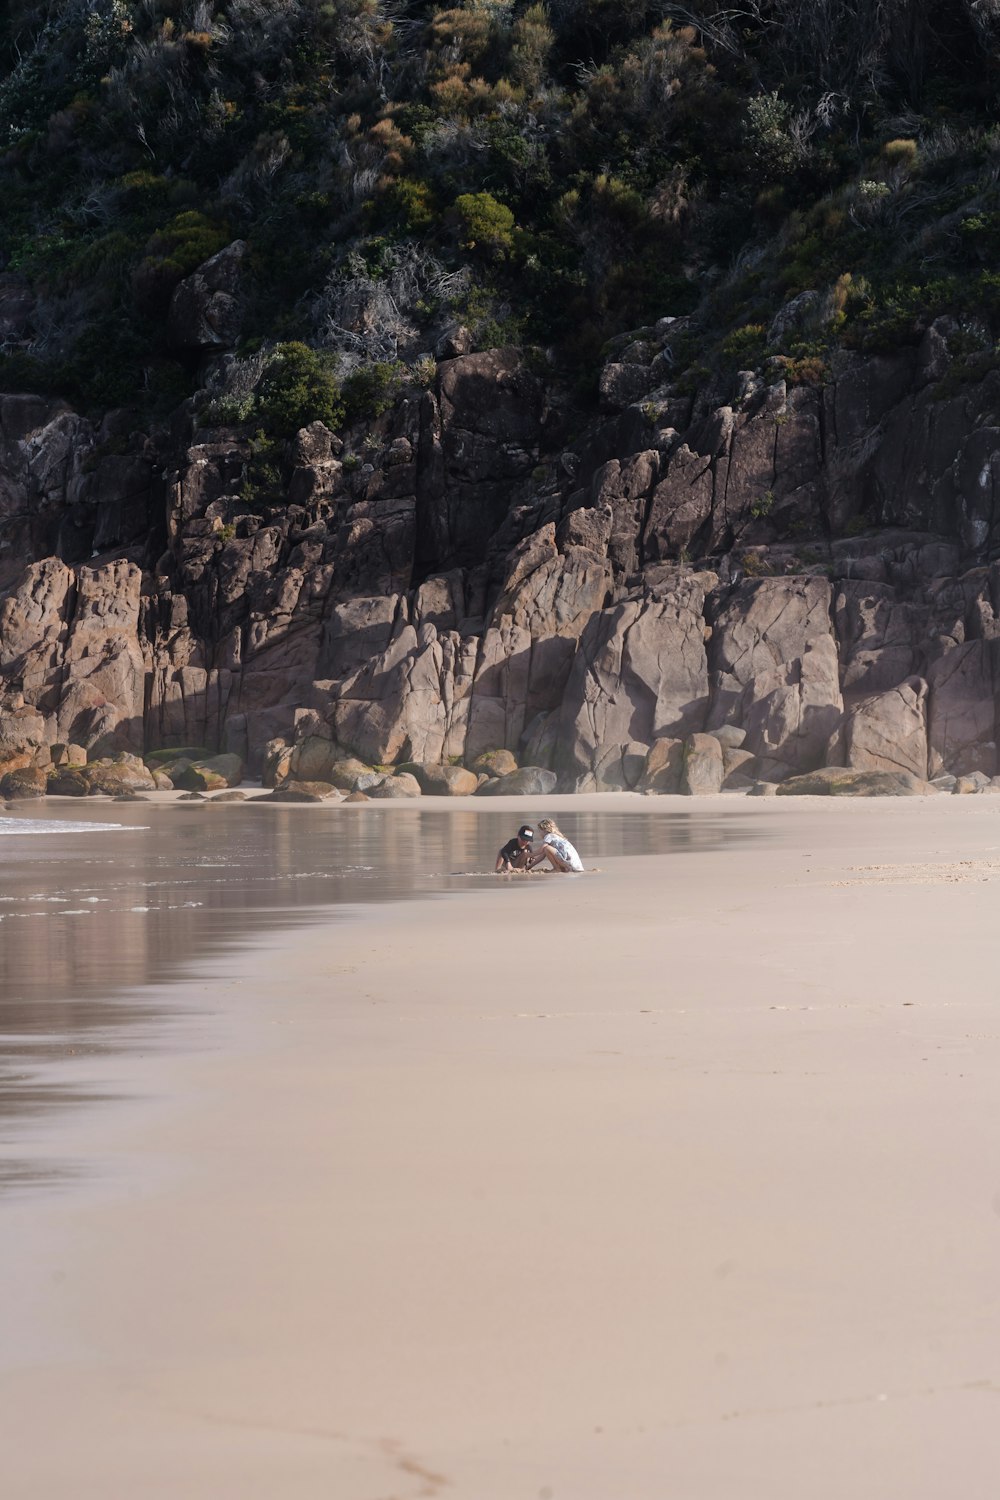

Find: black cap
<box><xmin>518</xmin><ymin>824</ymin><xmax>534</xmax><ymax>840</ymax></box>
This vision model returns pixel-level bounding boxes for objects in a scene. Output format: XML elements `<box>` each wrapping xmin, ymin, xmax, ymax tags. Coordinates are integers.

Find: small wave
<box><xmin>0</xmin><ymin>817</ymin><xmax>145</xmax><ymax>837</ymax></box>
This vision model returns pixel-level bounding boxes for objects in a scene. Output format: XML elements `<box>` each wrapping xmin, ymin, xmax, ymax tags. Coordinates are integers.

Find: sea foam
<box><xmin>0</xmin><ymin>817</ymin><xmax>144</xmax><ymax>837</ymax></box>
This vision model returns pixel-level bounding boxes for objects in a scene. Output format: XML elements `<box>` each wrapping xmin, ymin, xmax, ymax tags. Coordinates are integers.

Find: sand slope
<box><xmin>2</xmin><ymin>796</ymin><xmax>1000</xmax><ymax>1498</ymax></box>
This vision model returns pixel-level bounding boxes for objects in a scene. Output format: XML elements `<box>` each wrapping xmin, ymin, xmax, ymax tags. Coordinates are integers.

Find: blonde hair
<box><xmin>538</xmin><ymin>818</ymin><xmax>561</xmax><ymax>836</ymax></box>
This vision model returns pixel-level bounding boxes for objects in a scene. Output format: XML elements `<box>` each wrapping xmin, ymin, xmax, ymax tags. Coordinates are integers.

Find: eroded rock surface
<box><xmin>5</xmin><ymin>335</ymin><xmax>1000</xmax><ymax>791</ymax></box>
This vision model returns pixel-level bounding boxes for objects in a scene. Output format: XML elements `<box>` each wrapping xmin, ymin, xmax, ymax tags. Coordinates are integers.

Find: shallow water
<box><xmin>0</xmin><ymin>801</ymin><xmax>757</xmax><ymax>1191</ymax></box>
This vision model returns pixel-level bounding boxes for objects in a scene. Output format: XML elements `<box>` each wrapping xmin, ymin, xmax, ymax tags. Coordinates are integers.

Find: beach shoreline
<box><xmin>2</xmin><ymin>794</ymin><xmax>1000</xmax><ymax>1498</ymax></box>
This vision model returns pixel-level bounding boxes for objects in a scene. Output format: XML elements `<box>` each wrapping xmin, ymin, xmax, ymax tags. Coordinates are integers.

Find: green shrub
<box><xmin>388</xmin><ymin>178</ymin><xmax>436</xmax><ymax>234</ymax></box>
<box><xmin>453</xmin><ymin>192</ymin><xmax>516</xmax><ymax>256</ymax></box>
<box><xmin>133</xmin><ymin>211</ymin><xmax>229</xmax><ymax>314</ymax></box>
<box><xmin>720</xmin><ymin>323</ymin><xmax>767</xmax><ymax>368</ymax></box>
<box><xmin>254</xmin><ymin>343</ymin><xmax>344</xmax><ymax>438</ymax></box>
<box><xmin>342</xmin><ymin>361</ymin><xmax>405</xmax><ymax>423</ymax></box>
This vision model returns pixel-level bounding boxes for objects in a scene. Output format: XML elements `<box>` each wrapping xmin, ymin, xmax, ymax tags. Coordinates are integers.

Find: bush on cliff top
<box><xmin>3</xmin><ymin>0</ymin><xmax>1000</xmax><ymax>416</ymax></box>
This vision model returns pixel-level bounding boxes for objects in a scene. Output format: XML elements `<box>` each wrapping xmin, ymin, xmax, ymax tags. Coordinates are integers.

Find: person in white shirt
<box><xmin>529</xmin><ymin>817</ymin><xmax>584</xmax><ymax>872</ymax></box>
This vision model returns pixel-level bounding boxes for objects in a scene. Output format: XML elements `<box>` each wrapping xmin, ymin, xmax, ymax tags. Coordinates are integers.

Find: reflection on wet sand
<box><xmin>0</xmin><ymin>802</ymin><xmax>757</xmax><ymax>1191</ymax></box>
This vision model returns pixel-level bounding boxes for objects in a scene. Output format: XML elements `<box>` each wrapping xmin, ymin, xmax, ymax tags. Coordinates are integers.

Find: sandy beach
<box><xmin>2</xmin><ymin>793</ymin><xmax>1000</xmax><ymax>1498</ymax></box>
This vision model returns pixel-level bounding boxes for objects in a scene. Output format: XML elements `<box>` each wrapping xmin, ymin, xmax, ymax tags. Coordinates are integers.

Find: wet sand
<box><xmin>2</xmin><ymin>794</ymin><xmax>1000</xmax><ymax>1498</ymax></box>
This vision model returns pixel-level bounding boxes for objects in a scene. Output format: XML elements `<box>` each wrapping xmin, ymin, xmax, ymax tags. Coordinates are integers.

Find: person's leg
<box><xmin>535</xmin><ymin>845</ymin><xmax>572</xmax><ymax>871</ymax></box>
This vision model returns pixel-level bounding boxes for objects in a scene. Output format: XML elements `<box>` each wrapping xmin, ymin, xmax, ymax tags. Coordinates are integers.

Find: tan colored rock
<box><xmin>709</xmin><ymin>576</ymin><xmax>844</xmax><ymax>774</ymax></box>
<box><xmin>262</xmin><ymin>739</ymin><xmax>294</xmax><ymax>789</ymax></box>
<box><xmin>954</xmin><ymin>773</ymin><xmax>991</xmax><ymax>795</ymax></box>
<box><xmin>84</xmin><ymin>760</ymin><xmax>156</xmax><ymax>796</ymax></box>
<box><xmin>369</xmin><ymin>773</ymin><xmax>422</xmax><ymax>799</ymax></box>
<box><xmin>53</xmin><ymin>561</ymin><xmax>146</xmax><ymax>756</ymax></box>
<box><xmin>845</xmin><ymin>678</ymin><xmax>928</xmax><ymax>780</ymax></box>
<box><xmin>594</xmin><ymin>741</ymin><xmax>648</xmax><ymax>790</ymax></box>
<box><xmin>290</xmin><ymin>735</ymin><xmax>340</xmax><ymax>783</ymax></box>
<box><xmin>834</xmin><ymin>581</ymin><xmax>920</xmax><ymax>697</ymax></box>
<box><xmin>0</xmin><ymin>748</ymin><xmax>33</xmax><ymax>779</ymax></box>
<box><xmin>681</xmin><ymin>734</ymin><xmax>724</xmax><ymax>795</ymax></box>
<box><xmin>490</xmin><ymin>525</ymin><xmax>611</xmax><ymax>645</ymax></box>
<box><xmin>411</xmin><ymin>764</ymin><xmax>479</xmax><ymax>796</ymax></box>
<box><xmin>722</xmin><ymin>747</ymin><xmax>757</xmax><ymax>786</ymax></box>
<box><xmin>710</xmin><ymin>725</ymin><xmax>747</xmax><ymax>750</ymax></box>
<box><xmin>328</xmin><ymin>757</ymin><xmax>378</xmax><ymax>792</ymax></box>
<box><xmin>638</xmin><ymin>738</ymin><xmax>684</xmax><ymax>794</ymax></box>
<box><xmin>268</xmin><ymin>780</ymin><xmax>341</xmax><ymax>802</ymax></box>
<box><xmin>198</xmin><ymin>752</ymin><xmax>245</xmax><ymax>787</ymax></box>
<box><xmin>470</xmin><ymin>748</ymin><xmax>519</xmax><ymax>778</ymax></box>
<box><xmin>333</xmin><ymin>625</ymin><xmax>477</xmax><ymax>766</ymax></box>
<box><xmin>476</xmin><ymin>767</ymin><xmax>557</xmax><ymax>796</ymax></box>
<box><xmin>927</xmin><ymin>642</ymin><xmax>999</xmax><ymax>777</ymax></box>
<box><xmin>558</xmin><ymin>574</ymin><xmax>714</xmax><ymax>780</ymax></box>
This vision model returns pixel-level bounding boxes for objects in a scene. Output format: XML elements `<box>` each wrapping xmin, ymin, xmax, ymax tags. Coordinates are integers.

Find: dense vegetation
<box><xmin>3</xmin><ymin>0</ymin><xmax>1000</xmax><ymax>424</ymax></box>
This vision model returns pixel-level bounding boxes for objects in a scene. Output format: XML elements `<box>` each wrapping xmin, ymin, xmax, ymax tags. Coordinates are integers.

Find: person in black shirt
<box><xmin>495</xmin><ymin>824</ymin><xmax>535</xmax><ymax>872</ymax></box>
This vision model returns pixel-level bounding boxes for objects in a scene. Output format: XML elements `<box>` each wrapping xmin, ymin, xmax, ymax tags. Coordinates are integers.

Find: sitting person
<box><xmin>529</xmin><ymin>817</ymin><xmax>584</xmax><ymax>872</ymax></box>
<box><xmin>495</xmin><ymin>824</ymin><xmax>535</xmax><ymax>872</ymax></box>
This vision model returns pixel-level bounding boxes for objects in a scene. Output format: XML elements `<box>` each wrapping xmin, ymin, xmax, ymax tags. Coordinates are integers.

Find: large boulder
<box><xmin>722</xmin><ymin>747</ymin><xmax>758</xmax><ymax>787</ymax></box>
<box><xmin>369</xmin><ymin>772</ymin><xmax>422</xmax><ymax>799</ymax></box>
<box><xmin>1</xmin><ymin>766</ymin><xmax>46</xmax><ymax>798</ymax></box>
<box><xmin>268</xmin><ymin>780</ymin><xmax>341</xmax><ymax>803</ymax></box>
<box><xmin>198</xmin><ymin>752</ymin><xmax>245</xmax><ymax>788</ymax></box>
<box><xmin>470</xmin><ymin>748</ymin><xmax>518</xmax><ymax>778</ymax></box>
<box><xmin>776</xmin><ymin>767</ymin><xmax>930</xmax><ymax>796</ymax></box>
<box><xmin>476</xmin><ymin>766</ymin><xmax>557</xmax><ymax>796</ymax></box>
<box><xmin>172</xmin><ymin>763</ymin><xmax>228</xmax><ymax>793</ymax></box>
<box><xmin>289</xmin><ymin>735</ymin><xmax>340</xmax><ymax>783</ymax></box>
<box><xmin>593</xmin><ymin>740</ymin><xmax>648</xmax><ymax>790</ymax></box>
<box><xmin>844</xmin><ymin>678</ymin><xmax>928</xmax><ymax>780</ymax></box>
<box><xmin>328</xmin><ymin>757</ymin><xmax>381</xmax><ymax>792</ymax></box>
<box><xmin>954</xmin><ymin>772</ymin><xmax>992</xmax><ymax>795</ymax></box>
<box><xmin>50</xmin><ymin>742</ymin><xmax>88</xmax><ymax>768</ymax></box>
<box><xmin>410</xmin><ymin>764</ymin><xmax>479</xmax><ymax>797</ymax></box>
<box><xmin>84</xmin><ymin>758</ymin><xmax>156</xmax><ymax>796</ymax></box>
<box><xmin>638</xmin><ymin>737</ymin><xmax>684</xmax><ymax>794</ymax></box>
<box><xmin>47</xmin><ymin>769</ymin><xmax>89</xmax><ymax>797</ymax></box>
<box><xmin>681</xmin><ymin>733</ymin><xmax>724</xmax><ymax>795</ymax></box>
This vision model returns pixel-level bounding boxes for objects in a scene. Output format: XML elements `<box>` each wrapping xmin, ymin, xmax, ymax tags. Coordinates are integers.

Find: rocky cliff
<box><xmin>4</xmin><ymin>315</ymin><xmax>1000</xmax><ymax>793</ymax></box>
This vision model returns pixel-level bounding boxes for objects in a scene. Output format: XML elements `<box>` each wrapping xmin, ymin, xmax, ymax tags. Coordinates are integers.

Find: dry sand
<box><xmin>3</xmin><ymin>793</ymin><xmax>1000</xmax><ymax>1498</ymax></box>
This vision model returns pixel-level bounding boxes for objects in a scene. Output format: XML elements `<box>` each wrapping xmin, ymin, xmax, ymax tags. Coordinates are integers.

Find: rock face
<box><xmin>168</xmin><ymin>242</ymin><xmax>248</xmax><ymax>354</ymax></box>
<box><xmin>7</xmin><ymin>332</ymin><xmax>1000</xmax><ymax>790</ymax></box>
